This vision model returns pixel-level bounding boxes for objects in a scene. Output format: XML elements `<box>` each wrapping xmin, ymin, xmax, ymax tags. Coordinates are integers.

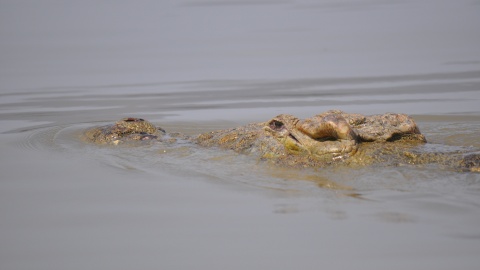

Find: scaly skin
<box><xmin>82</xmin><ymin>110</ymin><xmax>479</xmax><ymax>172</ymax></box>
<box><xmin>83</xmin><ymin>117</ymin><xmax>164</xmax><ymax>145</ymax></box>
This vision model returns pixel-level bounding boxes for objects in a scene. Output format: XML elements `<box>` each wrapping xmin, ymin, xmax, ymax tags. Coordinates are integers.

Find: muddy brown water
<box><xmin>1</xmin><ymin>1</ymin><xmax>480</xmax><ymax>269</ymax></box>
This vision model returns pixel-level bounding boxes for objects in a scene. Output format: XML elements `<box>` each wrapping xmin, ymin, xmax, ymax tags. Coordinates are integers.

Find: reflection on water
<box><xmin>15</xmin><ymin>118</ymin><xmax>480</xmax><ymax>198</ymax></box>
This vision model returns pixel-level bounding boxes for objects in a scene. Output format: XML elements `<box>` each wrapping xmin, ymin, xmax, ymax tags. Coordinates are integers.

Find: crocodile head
<box><xmin>263</xmin><ymin>114</ymin><xmax>359</xmax><ymax>161</ymax></box>
<box><xmin>83</xmin><ymin>118</ymin><xmax>162</xmax><ymax>145</ymax></box>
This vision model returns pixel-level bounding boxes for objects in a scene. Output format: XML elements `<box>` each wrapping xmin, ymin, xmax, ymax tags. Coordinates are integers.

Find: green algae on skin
<box><xmin>82</xmin><ymin>110</ymin><xmax>479</xmax><ymax>172</ymax></box>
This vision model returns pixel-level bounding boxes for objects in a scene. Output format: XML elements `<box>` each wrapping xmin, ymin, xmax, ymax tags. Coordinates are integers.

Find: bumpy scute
<box><xmin>82</xmin><ymin>110</ymin><xmax>479</xmax><ymax>172</ymax></box>
<box><xmin>83</xmin><ymin>117</ymin><xmax>162</xmax><ymax>145</ymax></box>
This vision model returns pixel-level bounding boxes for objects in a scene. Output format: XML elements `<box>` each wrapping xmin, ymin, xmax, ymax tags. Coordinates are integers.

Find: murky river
<box><xmin>1</xmin><ymin>1</ymin><xmax>480</xmax><ymax>269</ymax></box>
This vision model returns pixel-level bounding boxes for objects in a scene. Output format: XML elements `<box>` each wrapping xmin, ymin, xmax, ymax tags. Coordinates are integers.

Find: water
<box><xmin>1</xmin><ymin>1</ymin><xmax>480</xmax><ymax>269</ymax></box>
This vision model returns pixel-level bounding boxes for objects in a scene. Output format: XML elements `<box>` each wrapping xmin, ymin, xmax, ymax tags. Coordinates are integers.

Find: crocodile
<box><xmin>82</xmin><ymin>110</ymin><xmax>480</xmax><ymax>172</ymax></box>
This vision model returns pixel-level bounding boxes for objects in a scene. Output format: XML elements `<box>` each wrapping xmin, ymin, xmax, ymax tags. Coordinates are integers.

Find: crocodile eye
<box><xmin>269</xmin><ymin>120</ymin><xmax>284</xmax><ymax>131</ymax></box>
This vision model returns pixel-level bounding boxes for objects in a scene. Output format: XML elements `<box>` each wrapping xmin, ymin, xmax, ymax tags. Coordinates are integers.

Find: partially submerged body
<box><xmin>83</xmin><ymin>110</ymin><xmax>480</xmax><ymax>172</ymax></box>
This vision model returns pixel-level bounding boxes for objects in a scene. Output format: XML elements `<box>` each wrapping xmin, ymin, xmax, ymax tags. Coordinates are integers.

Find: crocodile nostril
<box><xmin>123</xmin><ymin>118</ymin><xmax>144</xmax><ymax>122</ymax></box>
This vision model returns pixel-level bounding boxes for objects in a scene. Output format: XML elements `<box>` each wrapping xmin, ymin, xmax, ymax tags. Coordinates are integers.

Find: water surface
<box><xmin>1</xmin><ymin>1</ymin><xmax>480</xmax><ymax>269</ymax></box>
